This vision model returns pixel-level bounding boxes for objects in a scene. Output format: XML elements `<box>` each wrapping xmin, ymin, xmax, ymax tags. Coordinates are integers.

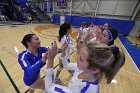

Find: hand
<box><xmin>47</xmin><ymin>41</ymin><xmax>58</xmax><ymax>60</ymax></box>
<box><xmin>42</xmin><ymin>52</ymin><xmax>48</xmax><ymax>63</ymax></box>
<box><xmin>87</xmin><ymin>28</ymin><xmax>90</xmax><ymax>34</ymax></box>
<box><xmin>77</xmin><ymin>31</ymin><xmax>83</xmax><ymax>43</ymax></box>
<box><xmin>87</xmin><ymin>32</ymin><xmax>94</xmax><ymax>40</ymax></box>
<box><xmin>58</xmin><ymin>42</ymin><xmax>67</xmax><ymax>53</ymax></box>
<box><xmin>62</xmin><ymin>42</ymin><xmax>68</xmax><ymax>52</ymax></box>
<box><xmin>76</xmin><ymin>42</ymin><xmax>83</xmax><ymax>54</ymax></box>
<box><xmin>61</xmin><ymin>42</ymin><xmax>68</xmax><ymax>57</ymax></box>
<box><xmin>57</xmin><ymin>41</ymin><xmax>69</xmax><ymax>53</ymax></box>
<box><xmin>76</xmin><ymin>41</ymin><xmax>81</xmax><ymax>49</ymax></box>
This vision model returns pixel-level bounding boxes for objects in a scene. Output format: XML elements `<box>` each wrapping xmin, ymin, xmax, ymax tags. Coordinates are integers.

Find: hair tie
<box><xmin>105</xmin><ymin>29</ymin><xmax>113</xmax><ymax>39</ymax></box>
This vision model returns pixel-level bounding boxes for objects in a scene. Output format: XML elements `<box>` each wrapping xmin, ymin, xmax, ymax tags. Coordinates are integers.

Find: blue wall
<box><xmin>52</xmin><ymin>14</ymin><xmax>60</xmax><ymax>24</ymax></box>
<box><xmin>53</xmin><ymin>14</ymin><xmax>134</xmax><ymax>34</ymax></box>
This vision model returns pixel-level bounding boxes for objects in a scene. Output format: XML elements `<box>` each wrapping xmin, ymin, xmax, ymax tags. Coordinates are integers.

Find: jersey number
<box><xmin>55</xmin><ymin>87</ymin><xmax>66</xmax><ymax>93</ymax></box>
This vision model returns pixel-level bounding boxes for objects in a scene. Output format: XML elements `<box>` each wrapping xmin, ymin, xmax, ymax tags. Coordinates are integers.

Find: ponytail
<box><xmin>106</xmin><ymin>45</ymin><xmax>125</xmax><ymax>84</ymax></box>
<box><xmin>86</xmin><ymin>42</ymin><xmax>125</xmax><ymax>84</ymax></box>
<box><xmin>21</xmin><ymin>34</ymin><xmax>35</xmax><ymax>49</ymax></box>
<box><xmin>58</xmin><ymin>23</ymin><xmax>71</xmax><ymax>42</ymax></box>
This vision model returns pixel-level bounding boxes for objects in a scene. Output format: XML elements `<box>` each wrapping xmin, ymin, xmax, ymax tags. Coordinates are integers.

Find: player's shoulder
<box><xmin>18</xmin><ymin>50</ymin><xmax>30</xmax><ymax>58</ymax></box>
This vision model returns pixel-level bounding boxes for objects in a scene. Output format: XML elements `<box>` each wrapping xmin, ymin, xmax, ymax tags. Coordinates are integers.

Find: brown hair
<box><xmin>58</xmin><ymin>22</ymin><xmax>71</xmax><ymax>42</ymax></box>
<box><xmin>86</xmin><ymin>41</ymin><xmax>125</xmax><ymax>84</ymax></box>
<box><xmin>22</xmin><ymin>34</ymin><xmax>35</xmax><ymax>49</ymax></box>
<box><xmin>81</xmin><ymin>22</ymin><xmax>87</xmax><ymax>28</ymax></box>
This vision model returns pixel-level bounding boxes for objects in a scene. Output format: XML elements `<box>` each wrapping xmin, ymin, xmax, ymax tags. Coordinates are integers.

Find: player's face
<box><xmin>98</xmin><ymin>30</ymin><xmax>109</xmax><ymax>45</ymax></box>
<box><xmin>89</xmin><ymin>23</ymin><xmax>93</xmax><ymax>27</ymax></box>
<box><xmin>29</xmin><ymin>35</ymin><xmax>41</xmax><ymax>49</ymax></box>
<box><xmin>77</xmin><ymin>46</ymin><xmax>91</xmax><ymax>72</ymax></box>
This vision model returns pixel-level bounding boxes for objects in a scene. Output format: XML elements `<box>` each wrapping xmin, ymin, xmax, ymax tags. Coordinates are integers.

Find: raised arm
<box><xmin>45</xmin><ymin>41</ymin><xmax>81</xmax><ymax>93</ymax></box>
<box><xmin>18</xmin><ymin>52</ymin><xmax>48</xmax><ymax>77</ymax></box>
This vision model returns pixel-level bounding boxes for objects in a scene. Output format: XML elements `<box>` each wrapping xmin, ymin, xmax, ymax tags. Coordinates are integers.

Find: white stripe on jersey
<box><xmin>21</xmin><ymin>51</ymin><xmax>29</xmax><ymax>67</ymax></box>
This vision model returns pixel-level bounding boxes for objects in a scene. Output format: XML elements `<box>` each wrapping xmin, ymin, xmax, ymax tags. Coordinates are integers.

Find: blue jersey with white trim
<box><xmin>18</xmin><ymin>47</ymin><xmax>48</xmax><ymax>86</ymax></box>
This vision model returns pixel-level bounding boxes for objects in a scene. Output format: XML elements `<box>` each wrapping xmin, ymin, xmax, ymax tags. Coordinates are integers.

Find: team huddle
<box><xmin>18</xmin><ymin>22</ymin><xmax>125</xmax><ymax>93</ymax></box>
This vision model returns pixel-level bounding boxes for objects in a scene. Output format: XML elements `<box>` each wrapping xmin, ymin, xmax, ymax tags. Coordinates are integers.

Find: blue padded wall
<box><xmin>94</xmin><ymin>17</ymin><xmax>134</xmax><ymax>34</ymax></box>
<box><xmin>53</xmin><ymin>14</ymin><xmax>134</xmax><ymax>34</ymax></box>
<box><xmin>52</xmin><ymin>14</ymin><xmax>60</xmax><ymax>24</ymax></box>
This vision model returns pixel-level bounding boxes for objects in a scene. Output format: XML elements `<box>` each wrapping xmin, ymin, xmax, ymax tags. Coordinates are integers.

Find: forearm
<box><xmin>77</xmin><ymin>35</ymin><xmax>82</xmax><ymax>43</ymax></box>
<box><xmin>25</xmin><ymin>59</ymin><xmax>46</xmax><ymax>76</ymax></box>
<box><xmin>45</xmin><ymin>68</ymin><xmax>54</xmax><ymax>90</ymax></box>
<box><xmin>47</xmin><ymin>59</ymin><xmax>54</xmax><ymax>69</ymax></box>
<box><xmin>45</xmin><ymin>68</ymin><xmax>72</xmax><ymax>93</ymax></box>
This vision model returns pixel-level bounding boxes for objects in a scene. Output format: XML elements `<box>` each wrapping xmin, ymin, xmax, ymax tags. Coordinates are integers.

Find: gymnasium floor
<box><xmin>0</xmin><ymin>23</ymin><xmax>140</xmax><ymax>93</ymax></box>
<box><xmin>127</xmin><ymin>36</ymin><xmax>140</xmax><ymax>46</ymax></box>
